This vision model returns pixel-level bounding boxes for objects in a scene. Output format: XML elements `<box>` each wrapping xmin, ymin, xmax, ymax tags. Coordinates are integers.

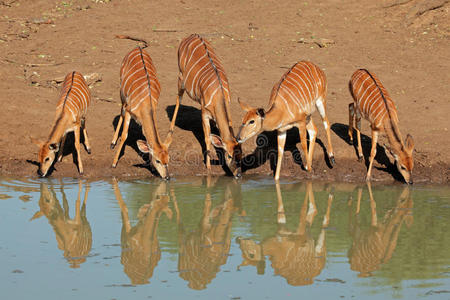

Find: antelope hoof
<box><xmin>357</xmin><ymin>156</ymin><xmax>363</xmax><ymax>162</ymax></box>
<box><xmin>87</xmin><ymin>148</ymin><xmax>91</xmax><ymax>155</ymax></box>
<box><xmin>110</xmin><ymin>143</ymin><xmax>116</xmax><ymax>150</ymax></box>
<box><xmin>329</xmin><ymin>156</ymin><xmax>336</xmax><ymax>166</ymax></box>
<box><xmin>349</xmin><ymin>139</ymin><xmax>353</xmax><ymax>145</ymax></box>
<box><xmin>112</xmin><ymin>163</ymin><xmax>117</xmax><ymax>168</ymax></box>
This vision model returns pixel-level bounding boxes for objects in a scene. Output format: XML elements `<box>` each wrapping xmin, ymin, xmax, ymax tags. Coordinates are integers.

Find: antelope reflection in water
<box><xmin>347</xmin><ymin>182</ymin><xmax>413</xmax><ymax>277</ymax></box>
<box><xmin>113</xmin><ymin>179</ymin><xmax>173</xmax><ymax>285</ymax></box>
<box><xmin>236</xmin><ymin>182</ymin><xmax>333</xmax><ymax>286</ymax></box>
<box><xmin>176</xmin><ymin>177</ymin><xmax>243</xmax><ymax>290</ymax></box>
<box><xmin>31</xmin><ymin>181</ymin><xmax>92</xmax><ymax>268</ymax></box>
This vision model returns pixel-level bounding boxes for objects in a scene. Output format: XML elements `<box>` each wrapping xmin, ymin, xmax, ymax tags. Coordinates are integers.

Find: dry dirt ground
<box><xmin>0</xmin><ymin>0</ymin><xmax>449</xmax><ymax>183</ymax></box>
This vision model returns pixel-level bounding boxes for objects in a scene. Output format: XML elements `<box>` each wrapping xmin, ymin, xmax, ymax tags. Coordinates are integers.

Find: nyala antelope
<box><xmin>236</xmin><ymin>182</ymin><xmax>333</xmax><ymax>286</ymax></box>
<box><xmin>113</xmin><ymin>178</ymin><xmax>173</xmax><ymax>285</ymax></box>
<box><xmin>169</xmin><ymin>34</ymin><xmax>242</xmax><ymax>178</ymax></box>
<box><xmin>175</xmin><ymin>177</ymin><xmax>242</xmax><ymax>290</ymax></box>
<box><xmin>347</xmin><ymin>183</ymin><xmax>413</xmax><ymax>277</ymax></box>
<box><xmin>111</xmin><ymin>46</ymin><xmax>173</xmax><ymax>179</ymax></box>
<box><xmin>348</xmin><ymin>69</ymin><xmax>414</xmax><ymax>183</ymax></box>
<box><xmin>31</xmin><ymin>181</ymin><xmax>92</xmax><ymax>268</ymax></box>
<box><xmin>237</xmin><ymin>61</ymin><xmax>335</xmax><ymax>181</ymax></box>
<box><xmin>31</xmin><ymin>71</ymin><xmax>91</xmax><ymax>177</ymax></box>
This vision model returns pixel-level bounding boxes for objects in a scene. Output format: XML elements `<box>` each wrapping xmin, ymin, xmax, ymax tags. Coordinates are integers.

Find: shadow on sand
<box><xmin>331</xmin><ymin>123</ymin><xmax>404</xmax><ymax>182</ymax></box>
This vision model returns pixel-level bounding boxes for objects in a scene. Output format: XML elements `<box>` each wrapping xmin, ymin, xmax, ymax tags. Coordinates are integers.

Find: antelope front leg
<box><xmin>298</xmin><ymin>122</ymin><xmax>309</xmax><ymax>172</ymax></box>
<box><xmin>112</xmin><ymin>112</ymin><xmax>131</xmax><ymax>168</ymax></box>
<box><xmin>74</xmin><ymin>125</ymin><xmax>84</xmax><ymax>175</ymax></box>
<box><xmin>201</xmin><ymin>108</ymin><xmax>212</xmax><ymax>171</ymax></box>
<box><xmin>111</xmin><ymin>113</ymin><xmax>124</xmax><ymax>150</ymax></box>
<box><xmin>57</xmin><ymin>134</ymin><xmax>67</xmax><ymax>162</ymax></box>
<box><xmin>355</xmin><ymin>108</ymin><xmax>363</xmax><ymax>162</ymax></box>
<box><xmin>169</xmin><ymin>74</ymin><xmax>185</xmax><ymax>133</ymax></box>
<box><xmin>275</xmin><ymin>183</ymin><xmax>286</xmax><ymax>224</ymax></box>
<box><xmin>82</xmin><ymin>119</ymin><xmax>91</xmax><ymax>154</ymax></box>
<box><xmin>366</xmin><ymin>130</ymin><xmax>379</xmax><ymax>181</ymax></box>
<box><xmin>306</xmin><ymin>118</ymin><xmax>317</xmax><ymax>172</ymax></box>
<box><xmin>316</xmin><ymin>97</ymin><xmax>335</xmax><ymax>165</ymax></box>
<box><xmin>367</xmin><ymin>182</ymin><xmax>378</xmax><ymax>226</ymax></box>
<box><xmin>274</xmin><ymin>130</ymin><xmax>286</xmax><ymax>181</ymax></box>
<box><xmin>348</xmin><ymin>103</ymin><xmax>355</xmax><ymax>145</ymax></box>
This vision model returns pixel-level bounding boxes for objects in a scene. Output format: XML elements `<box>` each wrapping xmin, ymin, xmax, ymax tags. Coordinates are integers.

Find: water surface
<box><xmin>0</xmin><ymin>176</ymin><xmax>449</xmax><ymax>299</ymax></box>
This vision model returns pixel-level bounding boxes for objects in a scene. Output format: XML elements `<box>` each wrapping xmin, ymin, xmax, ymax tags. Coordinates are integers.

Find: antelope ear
<box><xmin>405</xmin><ymin>134</ymin><xmax>414</xmax><ymax>153</ymax></box>
<box><xmin>137</xmin><ymin>140</ymin><xmax>154</xmax><ymax>155</ymax></box>
<box><xmin>30</xmin><ymin>210</ymin><xmax>44</xmax><ymax>221</ymax></box>
<box><xmin>48</xmin><ymin>143</ymin><xmax>59</xmax><ymax>152</ymax></box>
<box><xmin>256</xmin><ymin>108</ymin><xmax>266</xmax><ymax>119</ymax></box>
<box><xmin>210</xmin><ymin>134</ymin><xmax>225</xmax><ymax>149</ymax></box>
<box><xmin>30</xmin><ymin>137</ymin><xmax>44</xmax><ymax>148</ymax></box>
<box><xmin>238</xmin><ymin>98</ymin><xmax>252</xmax><ymax>112</ymax></box>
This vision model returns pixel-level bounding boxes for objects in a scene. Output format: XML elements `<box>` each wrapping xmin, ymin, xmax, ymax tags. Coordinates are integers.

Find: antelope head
<box><xmin>210</xmin><ymin>134</ymin><xmax>242</xmax><ymax>178</ymax></box>
<box><xmin>236</xmin><ymin>99</ymin><xmax>265</xmax><ymax>144</ymax></box>
<box><xmin>389</xmin><ymin>134</ymin><xmax>414</xmax><ymax>184</ymax></box>
<box><xmin>31</xmin><ymin>183</ymin><xmax>58</xmax><ymax>220</ymax></box>
<box><xmin>137</xmin><ymin>138</ymin><xmax>171</xmax><ymax>180</ymax></box>
<box><xmin>235</xmin><ymin>237</ymin><xmax>265</xmax><ymax>273</ymax></box>
<box><xmin>31</xmin><ymin>138</ymin><xmax>59</xmax><ymax>177</ymax></box>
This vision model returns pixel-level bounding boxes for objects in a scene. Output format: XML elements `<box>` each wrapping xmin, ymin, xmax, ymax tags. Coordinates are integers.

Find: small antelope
<box><xmin>169</xmin><ymin>34</ymin><xmax>242</xmax><ymax>178</ymax></box>
<box><xmin>237</xmin><ymin>61</ymin><xmax>335</xmax><ymax>181</ymax></box>
<box><xmin>31</xmin><ymin>181</ymin><xmax>92</xmax><ymax>268</ymax></box>
<box><xmin>31</xmin><ymin>71</ymin><xmax>91</xmax><ymax>177</ymax></box>
<box><xmin>236</xmin><ymin>182</ymin><xmax>333</xmax><ymax>286</ymax></box>
<box><xmin>348</xmin><ymin>69</ymin><xmax>414</xmax><ymax>183</ymax></box>
<box><xmin>175</xmin><ymin>177</ymin><xmax>242</xmax><ymax>290</ymax></box>
<box><xmin>347</xmin><ymin>183</ymin><xmax>413</xmax><ymax>277</ymax></box>
<box><xmin>111</xmin><ymin>47</ymin><xmax>173</xmax><ymax>179</ymax></box>
<box><xmin>113</xmin><ymin>178</ymin><xmax>173</xmax><ymax>285</ymax></box>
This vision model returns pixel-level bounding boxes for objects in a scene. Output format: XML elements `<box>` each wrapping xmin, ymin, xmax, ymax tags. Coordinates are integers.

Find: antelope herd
<box><xmin>32</xmin><ymin>33</ymin><xmax>415</xmax><ymax>184</ymax></box>
<box><xmin>32</xmin><ymin>179</ymin><xmax>413</xmax><ymax>286</ymax></box>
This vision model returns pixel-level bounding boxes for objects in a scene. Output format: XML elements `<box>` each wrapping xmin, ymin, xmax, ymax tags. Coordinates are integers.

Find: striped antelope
<box><xmin>31</xmin><ymin>71</ymin><xmax>91</xmax><ymax>177</ymax></box>
<box><xmin>111</xmin><ymin>47</ymin><xmax>172</xmax><ymax>179</ymax></box>
<box><xmin>31</xmin><ymin>181</ymin><xmax>92</xmax><ymax>268</ymax></box>
<box><xmin>348</xmin><ymin>69</ymin><xmax>414</xmax><ymax>183</ymax></box>
<box><xmin>169</xmin><ymin>34</ymin><xmax>242</xmax><ymax>178</ymax></box>
<box><xmin>236</xmin><ymin>182</ymin><xmax>333</xmax><ymax>286</ymax></box>
<box><xmin>174</xmin><ymin>177</ymin><xmax>242</xmax><ymax>290</ymax></box>
<box><xmin>112</xmin><ymin>178</ymin><xmax>173</xmax><ymax>285</ymax></box>
<box><xmin>237</xmin><ymin>61</ymin><xmax>335</xmax><ymax>180</ymax></box>
<box><xmin>348</xmin><ymin>183</ymin><xmax>413</xmax><ymax>277</ymax></box>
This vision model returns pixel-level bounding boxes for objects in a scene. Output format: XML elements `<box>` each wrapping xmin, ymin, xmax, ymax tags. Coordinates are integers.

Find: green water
<box><xmin>0</xmin><ymin>176</ymin><xmax>449</xmax><ymax>300</ymax></box>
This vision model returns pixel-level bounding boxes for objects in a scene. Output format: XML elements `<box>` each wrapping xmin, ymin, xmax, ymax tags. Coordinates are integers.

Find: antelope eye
<box><xmin>400</xmin><ymin>165</ymin><xmax>406</xmax><ymax>170</ymax></box>
<box><xmin>45</xmin><ymin>157</ymin><xmax>50</xmax><ymax>162</ymax></box>
<box><xmin>228</xmin><ymin>154</ymin><xmax>232</xmax><ymax>159</ymax></box>
<box><xmin>156</xmin><ymin>160</ymin><xmax>161</xmax><ymax>164</ymax></box>
<box><xmin>249</xmin><ymin>120</ymin><xmax>255</xmax><ymax>125</ymax></box>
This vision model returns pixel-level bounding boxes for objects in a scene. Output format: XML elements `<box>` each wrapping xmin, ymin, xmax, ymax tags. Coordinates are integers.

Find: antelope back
<box><xmin>350</xmin><ymin>69</ymin><xmax>398</xmax><ymax>128</ymax></box>
<box><xmin>178</xmin><ymin>34</ymin><xmax>231</xmax><ymax>107</ymax></box>
<box><xmin>270</xmin><ymin>61</ymin><xmax>327</xmax><ymax>116</ymax></box>
<box><xmin>56</xmin><ymin>71</ymin><xmax>91</xmax><ymax>119</ymax></box>
<box><xmin>120</xmin><ymin>47</ymin><xmax>161</xmax><ymax>111</ymax></box>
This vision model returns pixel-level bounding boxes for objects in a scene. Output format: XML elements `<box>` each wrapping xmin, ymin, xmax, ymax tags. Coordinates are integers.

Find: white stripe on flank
<box><xmin>280</xmin><ymin>85</ymin><xmax>304</xmax><ymax>112</ymax></box>
<box><xmin>277</xmin><ymin>93</ymin><xmax>295</xmax><ymax>119</ymax></box>
<box><xmin>184</xmin><ymin>54</ymin><xmax>208</xmax><ymax>85</ymax></box>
